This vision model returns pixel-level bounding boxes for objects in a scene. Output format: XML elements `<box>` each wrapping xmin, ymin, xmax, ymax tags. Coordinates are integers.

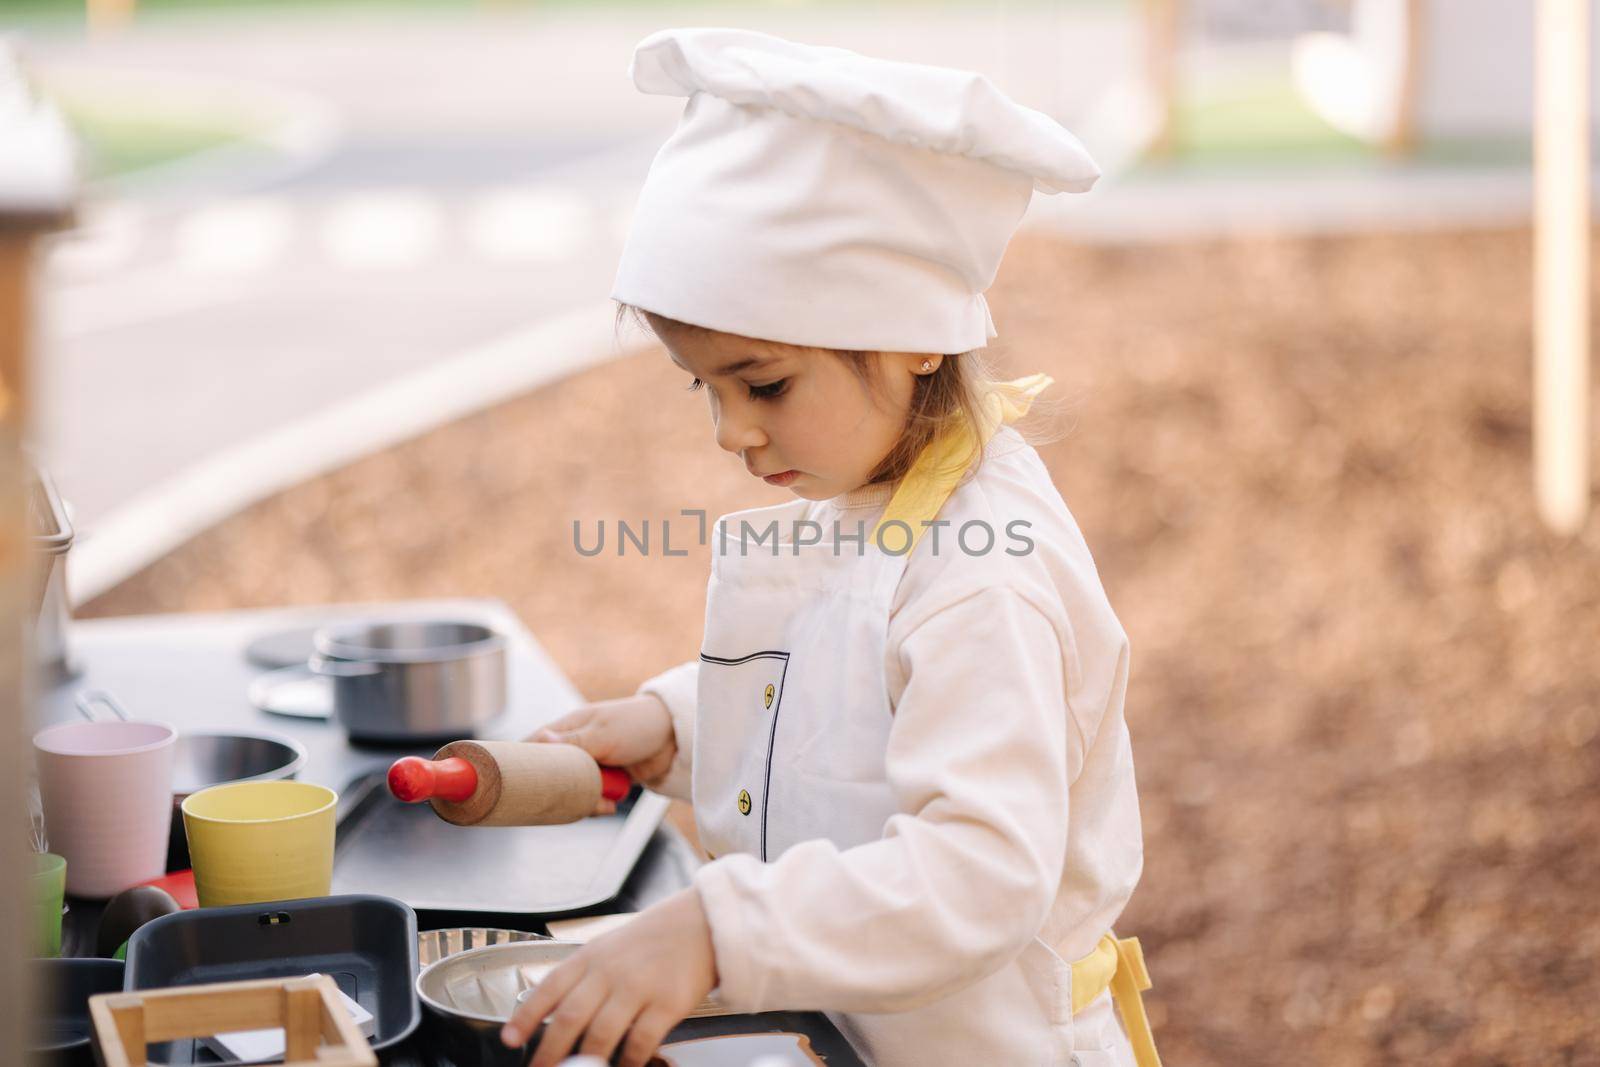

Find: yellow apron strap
<box><xmin>871</xmin><ymin>373</ymin><xmax>1054</xmax><ymax>555</ymax></box>
<box><xmin>1070</xmin><ymin>934</ymin><xmax>1162</xmax><ymax>1067</ymax></box>
<box><xmin>1110</xmin><ymin>936</ymin><xmax>1161</xmax><ymax>1067</ymax></box>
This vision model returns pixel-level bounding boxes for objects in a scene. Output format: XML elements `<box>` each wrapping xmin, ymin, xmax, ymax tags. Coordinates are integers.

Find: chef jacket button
<box><xmin>763</xmin><ymin>683</ymin><xmax>775</xmax><ymax>709</ymax></box>
<box><xmin>737</xmin><ymin>789</ymin><xmax>752</xmax><ymax>816</ymax></box>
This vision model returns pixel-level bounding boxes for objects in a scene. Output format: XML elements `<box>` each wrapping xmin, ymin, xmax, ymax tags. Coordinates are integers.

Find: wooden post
<box><xmin>1</xmin><ymin>44</ymin><xmax>76</xmax><ymax>1067</ymax></box>
<box><xmin>1382</xmin><ymin>0</ymin><xmax>1426</xmax><ymax>157</ymax></box>
<box><xmin>87</xmin><ymin>0</ymin><xmax>138</xmax><ymax>36</ymax></box>
<box><xmin>0</xmin><ymin>193</ymin><xmax>32</xmax><ymax>1067</ymax></box>
<box><xmin>1143</xmin><ymin>0</ymin><xmax>1182</xmax><ymax>159</ymax></box>
<box><xmin>1534</xmin><ymin>0</ymin><xmax>1592</xmax><ymax>535</ymax></box>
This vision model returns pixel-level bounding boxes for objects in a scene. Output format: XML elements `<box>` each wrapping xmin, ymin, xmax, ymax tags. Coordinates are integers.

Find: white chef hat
<box><xmin>611</xmin><ymin>27</ymin><xmax>1100</xmax><ymax>355</ymax></box>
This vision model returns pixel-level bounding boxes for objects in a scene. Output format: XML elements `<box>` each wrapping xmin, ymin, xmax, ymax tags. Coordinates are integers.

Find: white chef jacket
<box><xmin>637</xmin><ymin>424</ymin><xmax>1144</xmax><ymax>1065</ymax></box>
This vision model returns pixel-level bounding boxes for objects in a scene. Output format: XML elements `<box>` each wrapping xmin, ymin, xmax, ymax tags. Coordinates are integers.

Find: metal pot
<box><xmin>416</xmin><ymin>940</ymin><xmax>580</xmax><ymax>1067</ymax></box>
<box><xmin>310</xmin><ymin>620</ymin><xmax>507</xmax><ymax>742</ymax></box>
<box><xmin>29</xmin><ymin>461</ymin><xmax>77</xmax><ymax>687</ymax></box>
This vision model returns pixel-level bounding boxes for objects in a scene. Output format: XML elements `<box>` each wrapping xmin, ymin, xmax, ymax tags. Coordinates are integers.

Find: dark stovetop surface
<box><xmin>37</xmin><ymin>598</ymin><xmax>671</xmax><ymax>917</ymax></box>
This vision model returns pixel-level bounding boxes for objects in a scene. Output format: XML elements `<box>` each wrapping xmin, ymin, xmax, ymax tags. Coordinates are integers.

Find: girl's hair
<box><xmin>615</xmin><ymin>303</ymin><xmax>1065</xmax><ymax>488</ymax></box>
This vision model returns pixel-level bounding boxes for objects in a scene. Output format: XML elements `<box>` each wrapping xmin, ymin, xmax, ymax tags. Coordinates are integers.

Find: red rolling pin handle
<box><xmin>388</xmin><ymin>756</ymin><xmax>477</xmax><ymax>803</ymax></box>
<box><xmin>599</xmin><ymin>766</ymin><xmax>632</xmax><ymax>803</ymax></box>
<box><xmin>387</xmin><ymin>753</ymin><xmax>633</xmax><ymax>804</ymax></box>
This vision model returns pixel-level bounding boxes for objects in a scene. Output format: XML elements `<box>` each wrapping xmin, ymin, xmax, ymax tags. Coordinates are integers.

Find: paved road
<box><xmin>17</xmin><ymin>4</ymin><xmax>1138</xmax><ymax>543</ymax></box>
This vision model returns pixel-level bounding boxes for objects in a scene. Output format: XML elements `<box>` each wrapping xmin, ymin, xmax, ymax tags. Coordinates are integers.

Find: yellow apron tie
<box><xmin>1070</xmin><ymin>934</ymin><xmax>1162</xmax><ymax>1067</ymax></box>
<box><xmin>872</xmin><ymin>373</ymin><xmax>1054</xmax><ymax>555</ymax></box>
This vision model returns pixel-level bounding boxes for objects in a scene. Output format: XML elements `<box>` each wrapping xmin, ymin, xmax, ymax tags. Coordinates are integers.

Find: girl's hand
<box><xmin>526</xmin><ymin>695</ymin><xmax>676</xmax><ymax>815</ymax></box>
<box><xmin>501</xmin><ymin>888</ymin><xmax>718</xmax><ymax>1067</ymax></box>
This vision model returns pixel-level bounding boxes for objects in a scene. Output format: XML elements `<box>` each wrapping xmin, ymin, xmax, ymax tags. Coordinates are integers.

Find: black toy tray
<box><xmin>123</xmin><ymin>894</ymin><xmax>421</xmax><ymax>1062</ymax></box>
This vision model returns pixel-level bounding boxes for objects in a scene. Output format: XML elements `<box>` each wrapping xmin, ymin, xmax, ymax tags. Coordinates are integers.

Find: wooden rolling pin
<box><xmin>387</xmin><ymin>741</ymin><xmax>632</xmax><ymax>827</ymax></box>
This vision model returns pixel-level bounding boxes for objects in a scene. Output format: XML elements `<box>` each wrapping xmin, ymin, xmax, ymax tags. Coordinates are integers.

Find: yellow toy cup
<box><xmin>181</xmin><ymin>781</ymin><xmax>337</xmax><ymax>908</ymax></box>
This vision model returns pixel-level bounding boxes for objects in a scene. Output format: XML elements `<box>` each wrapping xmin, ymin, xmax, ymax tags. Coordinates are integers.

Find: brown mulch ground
<box><xmin>85</xmin><ymin>227</ymin><xmax>1600</xmax><ymax>1066</ymax></box>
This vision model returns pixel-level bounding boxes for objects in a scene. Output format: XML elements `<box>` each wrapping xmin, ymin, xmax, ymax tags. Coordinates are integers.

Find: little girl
<box><xmin>503</xmin><ymin>27</ymin><xmax>1157</xmax><ymax>1067</ymax></box>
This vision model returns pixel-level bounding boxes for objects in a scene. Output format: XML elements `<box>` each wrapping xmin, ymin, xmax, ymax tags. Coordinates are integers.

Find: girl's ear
<box><xmin>851</xmin><ymin>351</ymin><xmax>929</xmax><ymax>415</ymax></box>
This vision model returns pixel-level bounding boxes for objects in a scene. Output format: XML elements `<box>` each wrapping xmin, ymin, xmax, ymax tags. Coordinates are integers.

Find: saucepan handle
<box><xmin>74</xmin><ymin>688</ymin><xmax>131</xmax><ymax>722</ymax></box>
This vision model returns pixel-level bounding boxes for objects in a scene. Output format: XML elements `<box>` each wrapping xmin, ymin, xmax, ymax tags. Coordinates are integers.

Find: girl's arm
<box><xmin>694</xmin><ymin>585</ymin><xmax>1076</xmax><ymax>1013</ymax></box>
<box><xmin>632</xmin><ymin>658</ymin><xmax>700</xmax><ymax>801</ymax></box>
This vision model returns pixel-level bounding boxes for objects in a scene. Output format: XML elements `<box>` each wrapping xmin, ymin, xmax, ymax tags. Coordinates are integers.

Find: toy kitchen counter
<box><xmin>36</xmin><ymin>598</ymin><xmax>671</xmax><ymax>917</ymax></box>
<box><xmin>36</xmin><ymin>598</ymin><xmax>866</xmax><ymax>1066</ymax></box>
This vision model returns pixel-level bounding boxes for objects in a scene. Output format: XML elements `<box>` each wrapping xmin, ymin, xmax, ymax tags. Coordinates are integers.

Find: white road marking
<box><xmin>43</xmin><ymin>181</ymin><xmax>640</xmax><ymax>338</ymax></box>
<box><xmin>173</xmin><ymin>197</ymin><xmax>295</xmax><ymax>275</ymax></box>
<box><xmin>467</xmin><ymin>187</ymin><xmax>591</xmax><ymax>264</ymax></box>
<box><xmin>320</xmin><ymin>190</ymin><xmax>443</xmax><ymax>270</ymax></box>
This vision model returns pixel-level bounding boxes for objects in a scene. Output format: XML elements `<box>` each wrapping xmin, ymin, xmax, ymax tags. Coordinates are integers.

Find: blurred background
<box><xmin>5</xmin><ymin>0</ymin><xmax>1598</xmax><ymax>1063</ymax></box>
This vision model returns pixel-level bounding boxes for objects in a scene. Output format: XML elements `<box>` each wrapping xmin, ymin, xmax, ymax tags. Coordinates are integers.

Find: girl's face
<box><xmin>653</xmin><ymin>319</ymin><xmax>928</xmax><ymax>501</ymax></box>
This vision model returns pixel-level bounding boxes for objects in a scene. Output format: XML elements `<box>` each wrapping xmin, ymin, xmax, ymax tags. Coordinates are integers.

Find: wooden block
<box><xmin>317</xmin><ymin>975</ymin><xmax>376</xmax><ymax>1055</ymax></box>
<box><xmin>107</xmin><ymin>998</ymin><xmax>146</xmax><ymax>1067</ymax></box>
<box><xmin>89</xmin><ymin>976</ymin><xmax>376</xmax><ymax>1067</ymax></box>
<box><xmin>283</xmin><ymin>978</ymin><xmax>322</xmax><ymax>1062</ymax></box>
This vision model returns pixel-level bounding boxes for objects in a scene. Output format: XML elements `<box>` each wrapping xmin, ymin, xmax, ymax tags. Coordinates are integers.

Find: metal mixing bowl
<box><xmin>166</xmin><ymin>730</ymin><xmax>307</xmax><ymax>869</ymax></box>
<box><xmin>418</xmin><ymin>928</ymin><xmax>549</xmax><ymax>969</ymax></box>
<box><xmin>171</xmin><ymin>731</ymin><xmax>307</xmax><ymax>801</ymax></box>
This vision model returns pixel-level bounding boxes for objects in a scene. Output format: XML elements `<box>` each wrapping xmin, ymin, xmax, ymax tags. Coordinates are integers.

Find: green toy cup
<box><xmin>31</xmin><ymin>853</ymin><xmax>66</xmax><ymax>958</ymax></box>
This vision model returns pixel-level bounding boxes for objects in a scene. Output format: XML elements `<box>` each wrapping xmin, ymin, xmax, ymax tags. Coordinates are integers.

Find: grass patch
<box><xmin>44</xmin><ymin>88</ymin><xmax>263</xmax><ymax>181</ymax></box>
<box><xmin>1142</xmin><ymin>70</ymin><xmax>1372</xmax><ymax>173</ymax></box>
<box><xmin>1131</xmin><ymin>71</ymin><xmax>1534</xmax><ymax>177</ymax></box>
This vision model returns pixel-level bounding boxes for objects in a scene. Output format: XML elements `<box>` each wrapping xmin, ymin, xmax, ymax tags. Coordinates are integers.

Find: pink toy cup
<box><xmin>34</xmin><ymin>713</ymin><xmax>177</xmax><ymax>899</ymax></box>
